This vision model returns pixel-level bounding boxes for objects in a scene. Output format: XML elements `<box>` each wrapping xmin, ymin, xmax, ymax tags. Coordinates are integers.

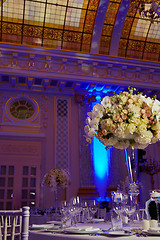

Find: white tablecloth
<box><xmin>29</xmin><ymin>231</ymin><xmax>160</xmax><ymax>240</ymax></box>
<box><xmin>30</xmin><ymin>215</ymin><xmax>60</xmax><ymax>225</ymax></box>
<box><xmin>29</xmin><ymin>221</ymin><xmax>160</xmax><ymax>240</ymax></box>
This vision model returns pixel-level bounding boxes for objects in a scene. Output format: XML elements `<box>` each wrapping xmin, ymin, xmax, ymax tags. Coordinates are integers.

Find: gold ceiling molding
<box><xmin>0</xmin><ymin>43</ymin><xmax>159</xmax><ymax>94</ymax></box>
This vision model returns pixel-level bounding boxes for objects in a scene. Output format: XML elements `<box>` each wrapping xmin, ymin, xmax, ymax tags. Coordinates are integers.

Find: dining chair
<box><xmin>0</xmin><ymin>206</ymin><xmax>30</xmax><ymax>240</ymax></box>
<box><xmin>145</xmin><ymin>198</ymin><xmax>160</xmax><ymax>220</ymax></box>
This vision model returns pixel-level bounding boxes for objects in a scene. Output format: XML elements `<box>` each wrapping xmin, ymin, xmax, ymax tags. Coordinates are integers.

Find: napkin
<box><xmin>66</xmin><ymin>226</ymin><xmax>100</xmax><ymax>232</ymax></box>
<box><xmin>46</xmin><ymin>220</ymin><xmax>61</xmax><ymax>225</ymax></box>
<box><xmin>30</xmin><ymin>224</ymin><xmax>53</xmax><ymax>229</ymax></box>
<box><xmin>91</xmin><ymin>218</ymin><xmax>104</xmax><ymax>223</ymax></box>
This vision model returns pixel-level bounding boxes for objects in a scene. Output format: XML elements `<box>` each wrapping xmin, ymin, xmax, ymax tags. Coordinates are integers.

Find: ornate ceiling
<box><xmin>0</xmin><ymin>0</ymin><xmax>160</xmax><ymax>100</ymax></box>
<box><xmin>0</xmin><ymin>0</ymin><xmax>160</xmax><ymax>62</ymax></box>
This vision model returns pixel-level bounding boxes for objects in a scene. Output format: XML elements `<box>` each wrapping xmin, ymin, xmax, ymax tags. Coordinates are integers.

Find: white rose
<box><xmin>142</xmin><ymin>117</ymin><xmax>149</xmax><ymax>125</ymax></box>
<box><xmin>151</xmin><ymin>122</ymin><xmax>160</xmax><ymax>131</ymax></box>
<box><xmin>114</xmin><ymin>124</ymin><xmax>128</xmax><ymax>139</ymax></box>
<box><xmin>134</xmin><ymin>118</ymin><xmax>140</xmax><ymax>125</ymax></box>
<box><xmin>137</xmin><ymin>123</ymin><xmax>147</xmax><ymax>133</ymax></box>
<box><xmin>127</xmin><ymin>123</ymin><xmax>136</xmax><ymax>134</ymax></box>
<box><xmin>113</xmin><ymin>113</ymin><xmax>120</xmax><ymax>122</ymax></box>
<box><xmin>120</xmin><ymin>95</ymin><xmax>128</xmax><ymax>104</ymax></box>
<box><xmin>101</xmin><ymin>118</ymin><xmax>113</xmax><ymax>129</ymax></box>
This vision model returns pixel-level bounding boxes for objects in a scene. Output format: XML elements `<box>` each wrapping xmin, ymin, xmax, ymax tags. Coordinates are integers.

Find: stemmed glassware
<box><xmin>88</xmin><ymin>200</ymin><xmax>98</xmax><ymax>221</ymax></box>
<box><xmin>111</xmin><ymin>191</ymin><xmax>128</xmax><ymax>230</ymax></box>
<box><xmin>68</xmin><ymin>197</ymin><xmax>79</xmax><ymax>226</ymax></box>
<box><xmin>59</xmin><ymin>200</ymin><xmax>70</xmax><ymax>228</ymax></box>
<box><xmin>123</xmin><ymin>195</ymin><xmax>136</xmax><ymax>223</ymax></box>
<box><xmin>59</xmin><ymin>200</ymin><xmax>68</xmax><ymax>216</ymax></box>
<box><xmin>111</xmin><ymin>191</ymin><xmax>127</xmax><ymax>216</ymax></box>
<box><xmin>81</xmin><ymin>201</ymin><xmax>90</xmax><ymax>223</ymax></box>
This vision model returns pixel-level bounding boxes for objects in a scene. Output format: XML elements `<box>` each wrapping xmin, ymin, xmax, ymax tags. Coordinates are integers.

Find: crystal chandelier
<box><xmin>133</xmin><ymin>0</ymin><xmax>160</xmax><ymax>23</ymax></box>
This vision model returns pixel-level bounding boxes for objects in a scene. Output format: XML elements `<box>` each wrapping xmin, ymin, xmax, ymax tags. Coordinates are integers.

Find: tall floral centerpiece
<box><xmin>43</xmin><ymin>168</ymin><xmax>71</xmax><ymax>212</ymax></box>
<box><xmin>84</xmin><ymin>88</ymin><xmax>160</xmax><ymax>184</ymax></box>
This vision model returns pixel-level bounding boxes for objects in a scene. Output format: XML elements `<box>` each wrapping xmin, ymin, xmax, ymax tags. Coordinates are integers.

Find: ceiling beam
<box><xmin>91</xmin><ymin>0</ymin><xmax>109</xmax><ymax>54</ymax></box>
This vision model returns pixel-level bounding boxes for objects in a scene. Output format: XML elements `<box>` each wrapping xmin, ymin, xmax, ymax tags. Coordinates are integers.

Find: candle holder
<box><xmin>141</xmin><ymin>157</ymin><xmax>160</xmax><ymax>190</ymax></box>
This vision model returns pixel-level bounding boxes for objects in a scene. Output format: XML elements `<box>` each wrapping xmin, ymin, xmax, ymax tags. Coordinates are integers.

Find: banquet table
<box><xmin>29</xmin><ymin>221</ymin><xmax>160</xmax><ymax>240</ymax></box>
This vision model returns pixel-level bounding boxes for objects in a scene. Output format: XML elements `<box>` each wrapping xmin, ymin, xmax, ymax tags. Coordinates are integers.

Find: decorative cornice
<box><xmin>0</xmin><ymin>43</ymin><xmax>160</xmax><ymax>96</ymax></box>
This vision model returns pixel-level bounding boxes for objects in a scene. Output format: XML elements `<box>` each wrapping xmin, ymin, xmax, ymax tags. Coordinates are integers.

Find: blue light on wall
<box><xmin>93</xmin><ymin>138</ymin><xmax>110</xmax><ymax>179</ymax></box>
<box><xmin>92</xmin><ymin>97</ymin><xmax>111</xmax><ymax>198</ymax></box>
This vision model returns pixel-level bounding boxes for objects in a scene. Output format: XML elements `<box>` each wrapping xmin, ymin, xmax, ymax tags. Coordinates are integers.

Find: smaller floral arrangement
<box><xmin>43</xmin><ymin>168</ymin><xmax>71</xmax><ymax>191</ymax></box>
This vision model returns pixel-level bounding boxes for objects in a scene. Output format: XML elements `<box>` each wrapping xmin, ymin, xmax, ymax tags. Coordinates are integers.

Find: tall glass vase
<box><xmin>125</xmin><ymin>147</ymin><xmax>138</xmax><ymax>183</ymax></box>
<box><xmin>54</xmin><ymin>187</ymin><xmax>59</xmax><ymax>216</ymax></box>
<box><xmin>125</xmin><ymin>147</ymin><xmax>140</xmax><ymax>221</ymax></box>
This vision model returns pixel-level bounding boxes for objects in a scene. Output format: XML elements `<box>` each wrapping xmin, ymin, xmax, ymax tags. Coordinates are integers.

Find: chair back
<box><xmin>0</xmin><ymin>206</ymin><xmax>30</xmax><ymax>240</ymax></box>
<box><xmin>145</xmin><ymin>198</ymin><xmax>160</xmax><ymax>220</ymax></box>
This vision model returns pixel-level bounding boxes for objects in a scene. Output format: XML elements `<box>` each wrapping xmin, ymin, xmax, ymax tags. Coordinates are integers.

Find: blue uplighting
<box><xmin>92</xmin><ymin>99</ymin><xmax>111</xmax><ymax>198</ymax></box>
<box><xmin>93</xmin><ymin>138</ymin><xmax>110</xmax><ymax>179</ymax></box>
<box><xmin>96</xmin><ymin>95</ymin><xmax>101</xmax><ymax>101</ymax></box>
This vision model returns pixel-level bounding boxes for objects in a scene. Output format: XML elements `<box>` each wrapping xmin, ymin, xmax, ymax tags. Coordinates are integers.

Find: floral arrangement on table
<box><xmin>43</xmin><ymin>168</ymin><xmax>71</xmax><ymax>191</ymax></box>
<box><xmin>84</xmin><ymin>88</ymin><xmax>160</xmax><ymax>149</ymax></box>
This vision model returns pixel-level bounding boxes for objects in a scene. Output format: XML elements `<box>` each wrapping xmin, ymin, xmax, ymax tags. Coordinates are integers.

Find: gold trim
<box><xmin>0</xmin><ymin>124</ymin><xmax>40</xmax><ymax>128</ymax></box>
<box><xmin>1</xmin><ymin>129</ymin><xmax>40</xmax><ymax>133</ymax></box>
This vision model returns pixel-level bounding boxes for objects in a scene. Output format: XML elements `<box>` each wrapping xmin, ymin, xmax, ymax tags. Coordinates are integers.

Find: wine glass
<box><xmin>88</xmin><ymin>200</ymin><xmax>98</xmax><ymax>220</ymax></box>
<box><xmin>124</xmin><ymin>195</ymin><xmax>136</xmax><ymax>224</ymax></box>
<box><xmin>59</xmin><ymin>200</ymin><xmax>70</xmax><ymax>228</ymax></box>
<box><xmin>111</xmin><ymin>191</ymin><xmax>127</xmax><ymax>216</ymax></box>
<box><xmin>59</xmin><ymin>200</ymin><xmax>68</xmax><ymax>216</ymax></box>
<box><xmin>81</xmin><ymin>201</ymin><xmax>89</xmax><ymax>223</ymax></box>
<box><xmin>68</xmin><ymin>197</ymin><xmax>79</xmax><ymax>226</ymax></box>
